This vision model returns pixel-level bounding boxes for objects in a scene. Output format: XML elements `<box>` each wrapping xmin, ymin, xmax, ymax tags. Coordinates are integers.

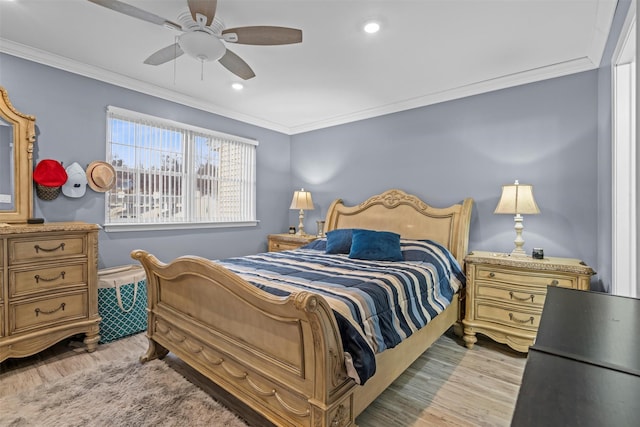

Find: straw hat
<box><xmin>86</xmin><ymin>161</ymin><xmax>116</xmax><ymax>192</ymax></box>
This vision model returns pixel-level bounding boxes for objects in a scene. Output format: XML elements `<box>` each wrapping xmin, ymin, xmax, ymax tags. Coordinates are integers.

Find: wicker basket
<box><xmin>35</xmin><ymin>184</ymin><xmax>61</xmax><ymax>201</ymax></box>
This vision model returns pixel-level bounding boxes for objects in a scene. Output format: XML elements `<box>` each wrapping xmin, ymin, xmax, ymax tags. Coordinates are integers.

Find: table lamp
<box><xmin>290</xmin><ymin>188</ymin><xmax>314</xmax><ymax>235</ymax></box>
<box><xmin>494</xmin><ymin>180</ymin><xmax>540</xmax><ymax>257</ymax></box>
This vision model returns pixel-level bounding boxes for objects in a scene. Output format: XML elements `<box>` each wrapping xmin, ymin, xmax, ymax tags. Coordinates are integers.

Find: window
<box><xmin>104</xmin><ymin>106</ymin><xmax>258</xmax><ymax>232</ymax></box>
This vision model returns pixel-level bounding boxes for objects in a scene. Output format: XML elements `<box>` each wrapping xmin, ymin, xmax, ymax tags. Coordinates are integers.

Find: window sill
<box><xmin>103</xmin><ymin>221</ymin><xmax>259</xmax><ymax>233</ymax></box>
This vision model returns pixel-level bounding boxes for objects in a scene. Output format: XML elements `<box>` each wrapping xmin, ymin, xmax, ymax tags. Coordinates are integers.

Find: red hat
<box><xmin>33</xmin><ymin>160</ymin><xmax>68</xmax><ymax>187</ymax></box>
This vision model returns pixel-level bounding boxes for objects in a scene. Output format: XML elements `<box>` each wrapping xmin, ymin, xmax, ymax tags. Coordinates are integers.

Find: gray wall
<box><xmin>291</xmin><ymin>71</ymin><xmax>602</xmax><ymax>288</ymax></box>
<box><xmin>0</xmin><ymin>53</ymin><xmax>293</xmax><ymax>268</ymax></box>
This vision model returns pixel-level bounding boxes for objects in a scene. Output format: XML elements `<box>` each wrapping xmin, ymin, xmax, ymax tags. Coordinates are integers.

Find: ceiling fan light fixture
<box><xmin>178</xmin><ymin>31</ymin><xmax>225</xmax><ymax>62</ymax></box>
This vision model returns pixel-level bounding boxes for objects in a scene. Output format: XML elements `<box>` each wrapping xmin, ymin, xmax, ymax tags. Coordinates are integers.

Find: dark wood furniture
<box><xmin>511</xmin><ymin>286</ymin><xmax>640</xmax><ymax>426</ymax></box>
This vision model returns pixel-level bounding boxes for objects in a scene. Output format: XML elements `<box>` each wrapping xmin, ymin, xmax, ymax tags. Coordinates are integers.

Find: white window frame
<box><xmin>103</xmin><ymin>106</ymin><xmax>258</xmax><ymax>232</ymax></box>
<box><xmin>611</xmin><ymin>1</ymin><xmax>637</xmax><ymax>297</ymax></box>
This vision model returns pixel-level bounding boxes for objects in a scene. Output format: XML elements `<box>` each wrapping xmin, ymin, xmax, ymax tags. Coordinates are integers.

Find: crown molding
<box><xmin>288</xmin><ymin>56</ymin><xmax>598</xmax><ymax>134</ymax></box>
<box><xmin>1</xmin><ymin>9</ymin><xmax>610</xmax><ymax>137</ymax></box>
<box><xmin>0</xmin><ymin>39</ymin><xmax>291</xmax><ymax>135</ymax></box>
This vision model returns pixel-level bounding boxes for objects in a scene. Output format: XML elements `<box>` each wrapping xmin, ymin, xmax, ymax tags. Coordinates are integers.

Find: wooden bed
<box><xmin>131</xmin><ymin>189</ymin><xmax>473</xmax><ymax>427</ymax></box>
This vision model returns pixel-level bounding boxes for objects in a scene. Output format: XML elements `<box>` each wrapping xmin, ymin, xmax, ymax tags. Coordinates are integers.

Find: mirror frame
<box><xmin>0</xmin><ymin>86</ymin><xmax>36</xmax><ymax>223</ymax></box>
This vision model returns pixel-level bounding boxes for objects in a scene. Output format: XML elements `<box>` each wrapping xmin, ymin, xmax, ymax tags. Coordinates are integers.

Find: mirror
<box><xmin>0</xmin><ymin>86</ymin><xmax>36</xmax><ymax>223</ymax></box>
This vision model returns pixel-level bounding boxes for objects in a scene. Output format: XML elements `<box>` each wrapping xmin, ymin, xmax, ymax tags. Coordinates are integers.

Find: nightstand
<box><xmin>462</xmin><ymin>251</ymin><xmax>594</xmax><ymax>353</ymax></box>
<box><xmin>268</xmin><ymin>233</ymin><xmax>317</xmax><ymax>252</ymax></box>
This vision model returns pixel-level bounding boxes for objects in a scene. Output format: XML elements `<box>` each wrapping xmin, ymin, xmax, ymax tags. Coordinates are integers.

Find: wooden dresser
<box><xmin>462</xmin><ymin>251</ymin><xmax>594</xmax><ymax>353</ymax></box>
<box><xmin>267</xmin><ymin>233</ymin><xmax>317</xmax><ymax>252</ymax></box>
<box><xmin>0</xmin><ymin>222</ymin><xmax>101</xmax><ymax>362</ymax></box>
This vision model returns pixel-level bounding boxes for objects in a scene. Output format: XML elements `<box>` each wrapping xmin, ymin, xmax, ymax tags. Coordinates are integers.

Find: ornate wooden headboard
<box><xmin>324</xmin><ymin>189</ymin><xmax>473</xmax><ymax>266</ymax></box>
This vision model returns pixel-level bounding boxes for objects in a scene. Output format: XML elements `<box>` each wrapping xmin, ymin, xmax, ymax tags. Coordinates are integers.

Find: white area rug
<box><xmin>0</xmin><ymin>357</ymin><xmax>249</xmax><ymax>427</ymax></box>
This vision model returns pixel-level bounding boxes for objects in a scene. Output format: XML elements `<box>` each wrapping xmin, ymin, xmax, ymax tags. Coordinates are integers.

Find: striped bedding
<box><xmin>218</xmin><ymin>238</ymin><xmax>465</xmax><ymax>385</ymax></box>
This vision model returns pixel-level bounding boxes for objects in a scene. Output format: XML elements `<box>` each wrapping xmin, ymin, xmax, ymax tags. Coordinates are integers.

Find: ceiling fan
<box><xmin>87</xmin><ymin>0</ymin><xmax>303</xmax><ymax>80</ymax></box>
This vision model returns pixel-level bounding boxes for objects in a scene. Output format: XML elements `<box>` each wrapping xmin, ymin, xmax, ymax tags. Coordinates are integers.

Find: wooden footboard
<box><xmin>131</xmin><ymin>250</ymin><xmax>357</xmax><ymax>427</ymax></box>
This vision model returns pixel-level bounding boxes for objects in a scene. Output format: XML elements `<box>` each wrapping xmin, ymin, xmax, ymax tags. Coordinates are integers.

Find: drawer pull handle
<box><xmin>34</xmin><ymin>271</ymin><xmax>66</xmax><ymax>283</ymax></box>
<box><xmin>549</xmin><ymin>279</ymin><xmax>559</xmax><ymax>286</ymax></box>
<box><xmin>509</xmin><ymin>291</ymin><xmax>534</xmax><ymax>303</ymax></box>
<box><xmin>509</xmin><ymin>313</ymin><xmax>534</xmax><ymax>325</ymax></box>
<box><xmin>34</xmin><ymin>242</ymin><xmax>65</xmax><ymax>253</ymax></box>
<box><xmin>488</xmin><ymin>272</ymin><xmax>496</xmax><ymax>278</ymax></box>
<box><xmin>35</xmin><ymin>302</ymin><xmax>66</xmax><ymax>317</ymax></box>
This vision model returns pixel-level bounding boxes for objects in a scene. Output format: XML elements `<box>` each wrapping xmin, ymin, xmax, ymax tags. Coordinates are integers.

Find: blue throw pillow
<box><xmin>325</xmin><ymin>229</ymin><xmax>354</xmax><ymax>254</ymax></box>
<box><xmin>349</xmin><ymin>229</ymin><xmax>403</xmax><ymax>261</ymax></box>
<box><xmin>300</xmin><ymin>238</ymin><xmax>327</xmax><ymax>251</ymax></box>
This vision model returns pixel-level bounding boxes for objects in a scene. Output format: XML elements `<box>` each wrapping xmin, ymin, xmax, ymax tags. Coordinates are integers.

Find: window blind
<box><xmin>105</xmin><ymin>106</ymin><xmax>257</xmax><ymax>230</ymax></box>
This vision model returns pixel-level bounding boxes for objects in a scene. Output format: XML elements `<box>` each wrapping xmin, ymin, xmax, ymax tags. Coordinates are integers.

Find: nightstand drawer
<box><xmin>11</xmin><ymin>291</ymin><xmax>88</xmax><ymax>334</ymax></box>
<box><xmin>476</xmin><ymin>266</ymin><xmax>576</xmax><ymax>289</ymax></box>
<box><xmin>475</xmin><ymin>302</ymin><xmax>541</xmax><ymax>331</ymax></box>
<box><xmin>10</xmin><ymin>263</ymin><xmax>87</xmax><ymax>298</ymax></box>
<box><xmin>269</xmin><ymin>241</ymin><xmax>303</xmax><ymax>252</ymax></box>
<box><xmin>268</xmin><ymin>234</ymin><xmax>316</xmax><ymax>252</ymax></box>
<box><xmin>475</xmin><ymin>282</ymin><xmax>547</xmax><ymax>307</ymax></box>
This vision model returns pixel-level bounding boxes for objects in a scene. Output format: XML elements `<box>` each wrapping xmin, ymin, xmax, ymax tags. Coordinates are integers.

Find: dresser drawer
<box><xmin>475</xmin><ymin>266</ymin><xmax>576</xmax><ymax>289</ymax></box>
<box><xmin>10</xmin><ymin>291</ymin><xmax>88</xmax><ymax>334</ymax></box>
<box><xmin>475</xmin><ymin>282</ymin><xmax>547</xmax><ymax>308</ymax></box>
<box><xmin>9</xmin><ymin>263</ymin><xmax>87</xmax><ymax>298</ymax></box>
<box><xmin>475</xmin><ymin>301</ymin><xmax>542</xmax><ymax>332</ymax></box>
<box><xmin>9</xmin><ymin>235</ymin><xmax>87</xmax><ymax>264</ymax></box>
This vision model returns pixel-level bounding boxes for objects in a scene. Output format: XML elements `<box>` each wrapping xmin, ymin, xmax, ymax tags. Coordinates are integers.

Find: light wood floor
<box><xmin>0</xmin><ymin>330</ymin><xmax>527</xmax><ymax>426</ymax></box>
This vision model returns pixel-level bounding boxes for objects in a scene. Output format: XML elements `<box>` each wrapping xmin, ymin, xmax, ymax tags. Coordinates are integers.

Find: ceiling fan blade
<box><xmin>218</xmin><ymin>49</ymin><xmax>256</xmax><ymax>80</ymax></box>
<box><xmin>87</xmin><ymin>0</ymin><xmax>182</xmax><ymax>30</ymax></box>
<box><xmin>144</xmin><ymin>43</ymin><xmax>184</xmax><ymax>66</ymax></box>
<box><xmin>187</xmin><ymin>0</ymin><xmax>217</xmax><ymax>27</ymax></box>
<box><xmin>222</xmin><ymin>26</ymin><xmax>302</xmax><ymax>45</ymax></box>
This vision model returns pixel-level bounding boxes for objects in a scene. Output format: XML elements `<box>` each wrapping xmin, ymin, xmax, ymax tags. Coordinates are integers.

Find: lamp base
<box><xmin>510</xmin><ymin>214</ymin><xmax>529</xmax><ymax>257</ymax></box>
<box><xmin>509</xmin><ymin>248</ymin><xmax>529</xmax><ymax>258</ymax></box>
<box><xmin>296</xmin><ymin>209</ymin><xmax>305</xmax><ymax>235</ymax></box>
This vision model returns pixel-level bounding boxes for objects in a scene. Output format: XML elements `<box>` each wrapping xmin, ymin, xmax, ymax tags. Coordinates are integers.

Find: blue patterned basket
<box><xmin>97</xmin><ymin>265</ymin><xmax>147</xmax><ymax>344</ymax></box>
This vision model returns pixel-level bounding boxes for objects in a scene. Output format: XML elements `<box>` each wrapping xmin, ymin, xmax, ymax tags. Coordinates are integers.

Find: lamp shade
<box><xmin>494</xmin><ymin>180</ymin><xmax>540</xmax><ymax>215</ymax></box>
<box><xmin>290</xmin><ymin>189</ymin><xmax>314</xmax><ymax>211</ymax></box>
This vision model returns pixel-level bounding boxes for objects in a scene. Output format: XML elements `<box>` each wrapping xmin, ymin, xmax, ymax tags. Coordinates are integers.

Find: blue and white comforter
<box><xmin>218</xmin><ymin>239</ymin><xmax>465</xmax><ymax>385</ymax></box>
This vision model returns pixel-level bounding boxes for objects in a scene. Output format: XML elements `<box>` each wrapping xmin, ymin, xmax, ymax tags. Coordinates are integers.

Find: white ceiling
<box><xmin>0</xmin><ymin>0</ymin><xmax>619</xmax><ymax>134</ymax></box>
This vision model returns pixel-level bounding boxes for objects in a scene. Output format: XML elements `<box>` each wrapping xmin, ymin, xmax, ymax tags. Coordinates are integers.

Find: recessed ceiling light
<box><xmin>231</xmin><ymin>82</ymin><xmax>244</xmax><ymax>91</ymax></box>
<box><xmin>363</xmin><ymin>21</ymin><xmax>380</xmax><ymax>34</ymax></box>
